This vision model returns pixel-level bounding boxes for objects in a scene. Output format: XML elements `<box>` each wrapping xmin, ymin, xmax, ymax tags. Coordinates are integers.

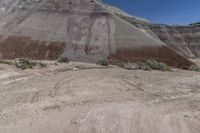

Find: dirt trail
<box><xmin>0</xmin><ymin>61</ymin><xmax>200</xmax><ymax>133</ymax></box>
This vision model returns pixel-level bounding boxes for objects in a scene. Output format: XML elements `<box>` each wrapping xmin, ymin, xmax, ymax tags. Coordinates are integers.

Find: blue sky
<box><xmin>102</xmin><ymin>0</ymin><xmax>200</xmax><ymax>25</ymax></box>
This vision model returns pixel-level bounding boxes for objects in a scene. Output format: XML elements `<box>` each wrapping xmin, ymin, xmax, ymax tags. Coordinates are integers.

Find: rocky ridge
<box><xmin>115</xmin><ymin>11</ymin><xmax>200</xmax><ymax>58</ymax></box>
<box><xmin>0</xmin><ymin>0</ymin><xmax>196</xmax><ymax>68</ymax></box>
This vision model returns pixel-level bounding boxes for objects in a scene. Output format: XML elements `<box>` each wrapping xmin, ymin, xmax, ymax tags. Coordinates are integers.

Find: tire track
<box><xmin>31</xmin><ymin>91</ymin><xmax>40</xmax><ymax>104</ymax></box>
<box><xmin>49</xmin><ymin>78</ymin><xmax>73</xmax><ymax>98</ymax></box>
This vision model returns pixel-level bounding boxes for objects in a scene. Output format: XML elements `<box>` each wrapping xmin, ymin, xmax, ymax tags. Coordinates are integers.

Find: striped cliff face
<box><xmin>116</xmin><ymin>12</ymin><xmax>200</xmax><ymax>59</ymax></box>
<box><xmin>0</xmin><ymin>0</ymin><xmax>194</xmax><ymax>67</ymax></box>
<box><xmin>0</xmin><ymin>36</ymin><xmax>66</xmax><ymax>59</ymax></box>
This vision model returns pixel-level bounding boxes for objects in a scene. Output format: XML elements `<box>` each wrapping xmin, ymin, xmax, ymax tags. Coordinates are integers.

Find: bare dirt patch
<box><xmin>0</xmin><ymin>61</ymin><xmax>200</xmax><ymax>133</ymax></box>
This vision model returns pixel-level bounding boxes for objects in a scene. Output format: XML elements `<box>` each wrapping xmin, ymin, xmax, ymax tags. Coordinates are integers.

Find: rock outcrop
<box><xmin>115</xmin><ymin>11</ymin><xmax>200</xmax><ymax>59</ymax></box>
<box><xmin>0</xmin><ymin>0</ymin><xmax>194</xmax><ymax>67</ymax></box>
<box><xmin>148</xmin><ymin>24</ymin><xmax>200</xmax><ymax>58</ymax></box>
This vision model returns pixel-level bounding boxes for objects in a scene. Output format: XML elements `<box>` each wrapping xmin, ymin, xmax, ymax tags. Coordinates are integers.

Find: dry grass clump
<box><xmin>97</xmin><ymin>59</ymin><xmax>109</xmax><ymax>66</ymax></box>
<box><xmin>15</xmin><ymin>58</ymin><xmax>47</xmax><ymax>70</ymax></box>
<box><xmin>118</xmin><ymin>60</ymin><xmax>171</xmax><ymax>71</ymax></box>
<box><xmin>187</xmin><ymin>65</ymin><xmax>200</xmax><ymax>72</ymax></box>
<box><xmin>57</xmin><ymin>56</ymin><xmax>69</xmax><ymax>63</ymax></box>
<box><xmin>0</xmin><ymin>60</ymin><xmax>13</xmax><ymax>65</ymax></box>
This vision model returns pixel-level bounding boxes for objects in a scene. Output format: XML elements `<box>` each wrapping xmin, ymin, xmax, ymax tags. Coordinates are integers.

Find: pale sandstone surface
<box><xmin>0</xmin><ymin>61</ymin><xmax>200</xmax><ymax>133</ymax></box>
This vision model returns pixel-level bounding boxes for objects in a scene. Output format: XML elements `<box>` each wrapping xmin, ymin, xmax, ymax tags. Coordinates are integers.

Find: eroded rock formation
<box><xmin>116</xmin><ymin>11</ymin><xmax>200</xmax><ymax>59</ymax></box>
<box><xmin>0</xmin><ymin>0</ymin><xmax>195</xmax><ymax>67</ymax></box>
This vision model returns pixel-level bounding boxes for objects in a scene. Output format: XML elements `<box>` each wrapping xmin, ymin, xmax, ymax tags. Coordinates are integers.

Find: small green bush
<box><xmin>57</xmin><ymin>56</ymin><xmax>69</xmax><ymax>63</ymax></box>
<box><xmin>117</xmin><ymin>60</ymin><xmax>171</xmax><ymax>71</ymax></box>
<box><xmin>0</xmin><ymin>60</ymin><xmax>13</xmax><ymax>65</ymax></box>
<box><xmin>146</xmin><ymin>60</ymin><xmax>171</xmax><ymax>71</ymax></box>
<box><xmin>136</xmin><ymin>62</ymin><xmax>152</xmax><ymax>71</ymax></box>
<box><xmin>15</xmin><ymin>58</ymin><xmax>37</xmax><ymax>70</ymax></box>
<box><xmin>38</xmin><ymin>62</ymin><xmax>47</xmax><ymax>68</ymax></box>
<box><xmin>97</xmin><ymin>59</ymin><xmax>109</xmax><ymax>66</ymax></box>
<box><xmin>187</xmin><ymin>65</ymin><xmax>200</xmax><ymax>72</ymax></box>
<box><xmin>116</xmin><ymin>62</ymin><xmax>125</xmax><ymax>68</ymax></box>
<box><xmin>120</xmin><ymin>62</ymin><xmax>151</xmax><ymax>71</ymax></box>
<box><xmin>15</xmin><ymin>58</ymin><xmax>48</xmax><ymax>70</ymax></box>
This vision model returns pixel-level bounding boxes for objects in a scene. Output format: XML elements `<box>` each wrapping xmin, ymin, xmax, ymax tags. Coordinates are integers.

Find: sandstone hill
<box><xmin>117</xmin><ymin>12</ymin><xmax>200</xmax><ymax>59</ymax></box>
<box><xmin>0</xmin><ymin>0</ymin><xmax>196</xmax><ymax>67</ymax></box>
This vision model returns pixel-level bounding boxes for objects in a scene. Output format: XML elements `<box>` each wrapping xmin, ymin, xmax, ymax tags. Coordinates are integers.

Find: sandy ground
<box><xmin>0</xmin><ymin>61</ymin><xmax>200</xmax><ymax>133</ymax></box>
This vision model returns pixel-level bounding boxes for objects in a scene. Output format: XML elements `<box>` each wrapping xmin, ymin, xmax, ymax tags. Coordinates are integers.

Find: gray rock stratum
<box><xmin>118</xmin><ymin>14</ymin><xmax>200</xmax><ymax>59</ymax></box>
<box><xmin>0</xmin><ymin>0</ymin><xmax>194</xmax><ymax>67</ymax></box>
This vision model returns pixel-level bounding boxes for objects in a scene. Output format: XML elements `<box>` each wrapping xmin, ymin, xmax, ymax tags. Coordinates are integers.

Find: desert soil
<box><xmin>0</xmin><ymin>61</ymin><xmax>200</xmax><ymax>133</ymax></box>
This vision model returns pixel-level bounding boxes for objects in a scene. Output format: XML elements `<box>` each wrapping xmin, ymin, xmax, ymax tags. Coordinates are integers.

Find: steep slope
<box><xmin>148</xmin><ymin>24</ymin><xmax>195</xmax><ymax>58</ymax></box>
<box><xmin>175</xmin><ymin>24</ymin><xmax>200</xmax><ymax>57</ymax></box>
<box><xmin>0</xmin><ymin>0</ymin><xmax>193</xmax><ymax>67</ymax></box>
<box><xmin>111</xmin><ymin>6</ymin><xmax>200</xmax><ymax>59</ymax></box>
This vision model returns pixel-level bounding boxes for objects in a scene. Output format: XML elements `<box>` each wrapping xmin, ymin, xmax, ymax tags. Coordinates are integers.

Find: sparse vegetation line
<box><xmin>0</xmin><ymin>58</ymin><xmax>200</xmax><ymax>72</ymax></box>
<box><xmin>0</xmin><ymin>60</ymin><xmax>13</xmax><ymax>65</ymax></box>
<box><xmin>15</xmin><ymin>58</ymin><xmax>47</xmax><ymax>70</ymax></box>
<box><xmin>116</xmin><ymin>60</ymin><xmax>171</xmax><ymax>71</ymax></box>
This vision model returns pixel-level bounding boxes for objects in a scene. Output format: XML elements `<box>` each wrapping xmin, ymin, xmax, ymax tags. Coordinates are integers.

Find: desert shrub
<box><xmin>145</xmin><ymin>60</ymin><xmax>171</xmax><ymax>71</ymax></box>
<box><xmin>187</xmin><ymin>65</ymin><xmax>200</xmax><ymax>72</ymax></box>
<box><xmin>38</xmin><ymin>62</ymin><xmax>47</xmax><ymax>68</ymax></box>
<box><xmin>135</xmin><ymin>62</ymin><xmax>152</xmax><ymax>71</ymax></box>
<box><xmin>116</xmin><ymin>62</ymin><xmax>125</xmax><ymax>68</ymax></box>
<box><xmin>15</xmin><ymin>58</ymin><xmax>37</xmax><ymax>70</ymax></box>
<box><xmin>121</xmin><ymin>62</ymin><xmax>151</xmax><ymax>71</ymax></box>
<box><xmin>15</xmin><ymin>58</ymin><xmax>48</xmax><ymax>69</ymax></box>
<box><xmin>0</xmin><ymin>60</ymin><xmax>13</xmax><ymax>65</ymax></box>
<box><xmin>118</xmin><ymin>60</ymin><xmax>171</xmax><ymax>71</ymax></box>
<box><xmin>57</xmin><ymin>56</ymin><xmax>69</xmax><ymax>63</ymax></box>
<box><xmin>97</xmin><ymin>59</ymin><xmax>109</xmax><ymax>66</ymax></box>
